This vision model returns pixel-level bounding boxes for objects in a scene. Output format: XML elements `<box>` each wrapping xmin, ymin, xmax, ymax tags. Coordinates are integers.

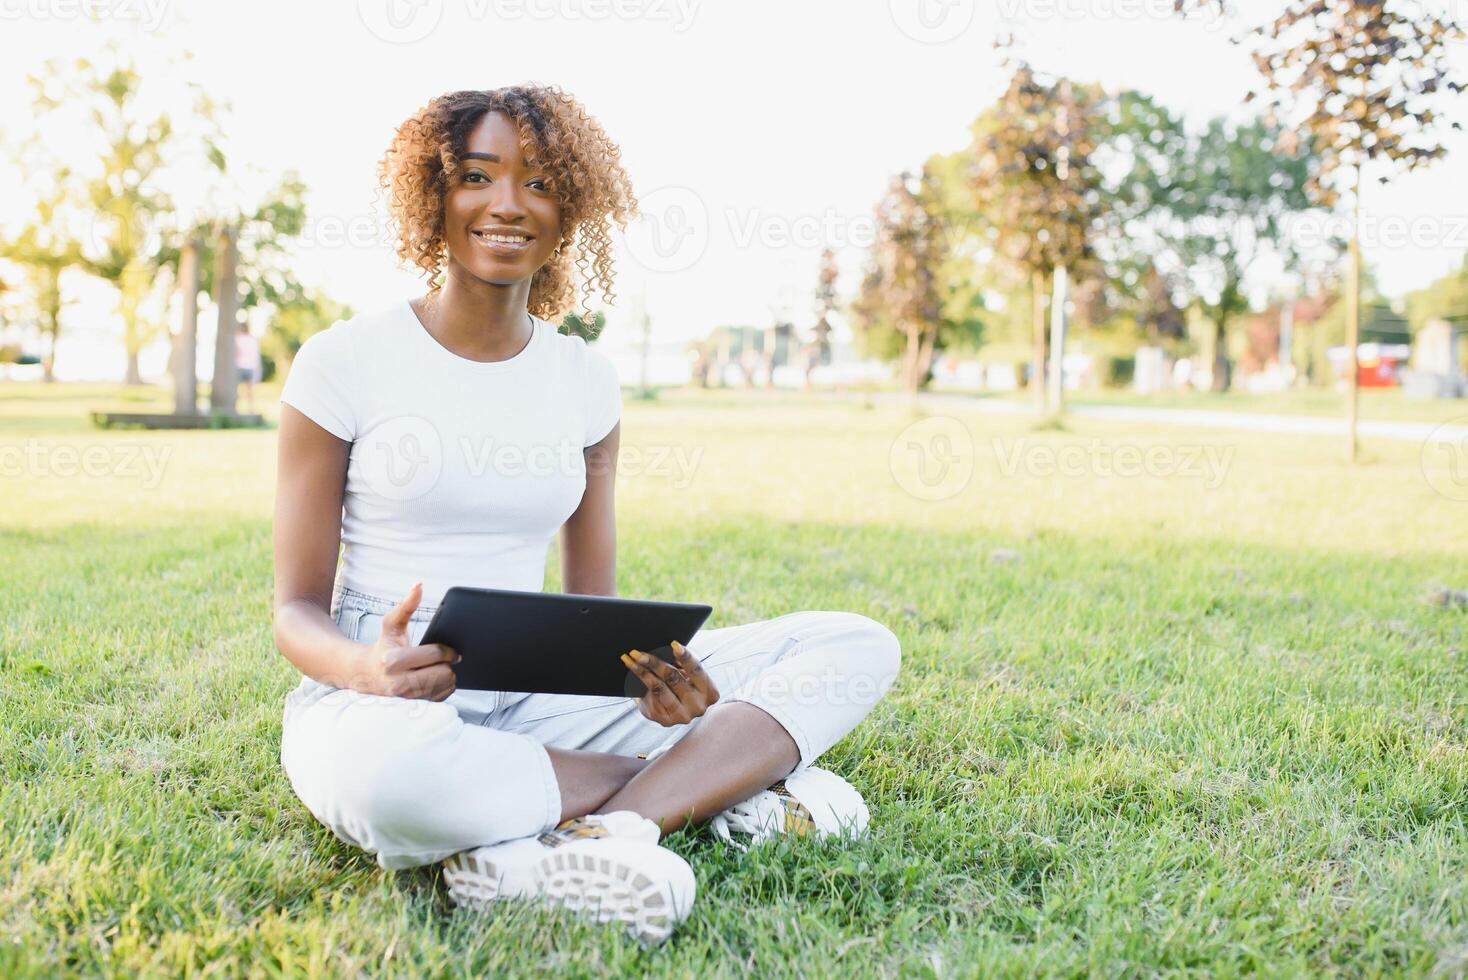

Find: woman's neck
<box><xmin>415</xmin><ymin>263</ymin><xmax>535</xmax><ymax>362</ymax></box>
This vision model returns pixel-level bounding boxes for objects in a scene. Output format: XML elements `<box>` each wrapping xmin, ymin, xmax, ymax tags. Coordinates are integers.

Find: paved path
<box><xmin>859</xmin><ymin>391</ymin><xmax>1468</xmax><ymax>444</ymax></box>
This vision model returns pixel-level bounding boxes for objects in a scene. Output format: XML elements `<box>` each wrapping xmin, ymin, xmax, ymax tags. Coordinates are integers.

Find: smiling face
<box><xmin>441</xmin><ymin>110</ymin><xmax>563</xmax><ymax>287</ymax></box>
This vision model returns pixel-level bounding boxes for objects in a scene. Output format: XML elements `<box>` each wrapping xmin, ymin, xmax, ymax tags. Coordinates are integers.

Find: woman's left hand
<box><xmin>621</xmin><ymin>641</ymin><xmax>720</xmax><ymax>727</ymax></box>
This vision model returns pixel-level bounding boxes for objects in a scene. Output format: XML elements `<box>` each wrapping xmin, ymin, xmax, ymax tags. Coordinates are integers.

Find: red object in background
<box><xmin>1329</xmin><ymin>343</ymin><xmax>1411</xmax><ymax>388</ymax></box>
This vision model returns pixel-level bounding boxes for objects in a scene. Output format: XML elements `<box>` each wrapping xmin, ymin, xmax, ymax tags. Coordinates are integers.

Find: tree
<box><xmin>1247</xmin><ymin>0</ymin><xmax>1464</xmax><ymax>460</ymax></box>
<box><xmin>32</xmin><ymin>51</ymin><xmax>178</xmax><ymax>385</ymax></box>
<box><xmin>967</xmin><ymin>61</ymin><xmax>1107</xmax><ymax>416</ymax></box>
<box><xmin>804</xmin><ymin>247</ymin><xmax>838</xmax><ymax>389</ymax></box>
<box><xmin>1128</xmin><ymin>114</ymin><xmax>1317</xmax><ymax>390</ymax></box>
<box><xmin>1405</xmin><ymin>255</ymin><xmax>1468</xmax><ymax>333</ymax></box>
<box><xmin>0</xmin><ymin>161</ymin><xmax>82</xmax><ymax>382</ymax></box>
<box><xmin>850</xmin><ymin>166</ymin><xmax>983</xmax><ymax>393</ymax></box>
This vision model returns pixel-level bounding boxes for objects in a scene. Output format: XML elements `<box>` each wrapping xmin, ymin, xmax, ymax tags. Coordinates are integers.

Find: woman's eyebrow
<box><xmin>461</xmin><ymin>152</ymin><xmax>500</xmax><ymax>163</ymax></box>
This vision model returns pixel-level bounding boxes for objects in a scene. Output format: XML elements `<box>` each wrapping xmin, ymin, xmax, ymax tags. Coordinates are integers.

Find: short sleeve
<box><xmin>583</xmin><ymin>343</ymin><xmax>622</xmax><ymax>446</ymax></box>
<box><xmin>280</xmin><ymin>323</ymin><xmax>357</xmax><ymax>442</ymax></box>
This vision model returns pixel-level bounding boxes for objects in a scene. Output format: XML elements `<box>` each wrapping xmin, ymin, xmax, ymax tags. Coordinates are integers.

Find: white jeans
<box><xmin>280</xmin><ymin>586</ymin><xmax>901</xmax><ymax>869</ymax></box>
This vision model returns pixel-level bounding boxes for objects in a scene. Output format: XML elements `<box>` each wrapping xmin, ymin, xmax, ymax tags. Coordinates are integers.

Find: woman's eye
<box><xmin>464</xmin><ymin>171</ymin><xmax>489</xmax><ymax>184</ymax></box>
<box><xmin>528</xmin><ymin>178</ymin><xmax>549</xmax><ymax>191</ymax></box>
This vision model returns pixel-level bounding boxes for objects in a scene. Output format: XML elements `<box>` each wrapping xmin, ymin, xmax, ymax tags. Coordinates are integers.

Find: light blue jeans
<box><xmin>280</xmin><ymin>585</ymin><xmax>901</xmax><ymax>869</ymax></box>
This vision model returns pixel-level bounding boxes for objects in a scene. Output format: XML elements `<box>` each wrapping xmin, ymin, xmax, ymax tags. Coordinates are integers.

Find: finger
<box><xmin>634</xmin><ymin>648</ymin><xmax>685</xmax><ymax>686</ymax></box>
<box><xmin>380</xmin><ymin>582</ymin><xmax>423</xmax><ymax>643</ymax></box>
<box><xmin>404</xmin><ymin>663</ymin><xmax>455</xmax><ymax>701</ymax></box>
<box><xmin>672</xmin><ymin>641</ymin><xmax>719</xmax><ymax>702</ymax></box>
<box><xmin>622</xmin><ymin>652</ymin><xmax>682</xmax><ymax>717</ymax></box>
<box><xmin>389</xmin><ymin>642</ymin><xmax>458</xmax><ymax>672</ymax></box>
<box><xmin>633</xmin><ymin>650</ymin><xmax>703</xmax><ymax>719</ymax></box>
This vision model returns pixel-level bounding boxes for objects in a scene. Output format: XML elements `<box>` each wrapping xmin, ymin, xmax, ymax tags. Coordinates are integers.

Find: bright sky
<box><xmin>2</xmin><ymin>0</ymin><xmax>1466</xmax><ymax>368</ymax></box>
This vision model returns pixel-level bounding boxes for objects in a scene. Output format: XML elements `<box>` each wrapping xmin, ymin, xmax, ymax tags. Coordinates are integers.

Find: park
<box><xmin>2</xmin><ymin>1</ymin><xmax>1467</xmax><ymax>975</ymax></box>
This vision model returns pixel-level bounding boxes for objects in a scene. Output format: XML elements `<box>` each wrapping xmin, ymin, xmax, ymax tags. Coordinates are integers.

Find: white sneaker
<box><xmin>442</xmin><ymin>811</ymin><xmax>696</xmax><ymax>944</ymax></box>
<box><xmin>710</xmin><ymin>767</ymin><xmax>870</xmax><ymax>849</ymax></box>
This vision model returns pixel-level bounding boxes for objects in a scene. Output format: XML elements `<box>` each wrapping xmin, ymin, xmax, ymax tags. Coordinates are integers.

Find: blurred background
<box><xmin>1</xmin><ymin>0</ymin><xmax>1464</xmax><ymax>438</ymax></box>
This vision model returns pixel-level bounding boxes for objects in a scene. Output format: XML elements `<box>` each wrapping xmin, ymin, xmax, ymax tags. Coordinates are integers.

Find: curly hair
<box><xmin>379</xmin><ymin>86</ymin><xmax>638</xmax><ymax>320</ymax></box>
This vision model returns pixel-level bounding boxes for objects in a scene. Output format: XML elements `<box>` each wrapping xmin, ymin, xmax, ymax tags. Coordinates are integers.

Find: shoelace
<box><xmin>537</xmin><ymin>816</ymin><xmax>610</xmax><ymax>849</ymax></box>
<box><xmin>710</xmin><ymin>782</ymin><xmax>817</xmax><ymax>851</ymax></box>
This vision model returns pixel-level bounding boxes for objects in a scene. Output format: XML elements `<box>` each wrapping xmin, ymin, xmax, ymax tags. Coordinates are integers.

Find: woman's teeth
<box><xmin>474</xmin><ymin>231</ymin><xmax>531</xmax><ymax>246</ymax></box>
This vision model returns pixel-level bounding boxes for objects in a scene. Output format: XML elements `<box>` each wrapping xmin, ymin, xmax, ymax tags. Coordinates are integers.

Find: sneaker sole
<box><xmin>534</xmin><ymin>841</ymin><xmax>695</xmax><ymax>944</ymax></box>
<box><xmin>443</xmin><ymin>847</ymin><xmax>536</xmax><ymax>905</ymax></box>
<box><xmin>443</xmin><ymin>841</ymin><xmax>695</xmax><ymax>945</ymax></box>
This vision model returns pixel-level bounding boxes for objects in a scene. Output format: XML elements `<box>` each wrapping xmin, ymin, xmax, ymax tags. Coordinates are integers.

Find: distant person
<box><xmin>235</xmin><ymin>324</ymin><xmax>262</xmax><ymax>414</ymax></box>
<box><xmin>270</xmin><ymin>86</ymin><xmax>901</xmax><ymax>944</ymax></box>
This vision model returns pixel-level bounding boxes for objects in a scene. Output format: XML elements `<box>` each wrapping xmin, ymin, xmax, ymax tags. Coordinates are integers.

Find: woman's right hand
<box><xmin>353</xmin><ymin>582</ymin><xmax>459</xmax><ymax>701</ymax></box>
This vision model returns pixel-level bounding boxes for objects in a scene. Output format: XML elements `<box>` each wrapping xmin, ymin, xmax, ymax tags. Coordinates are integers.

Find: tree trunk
<box><xmin>43</xmin><ymin>328</ymin><xmax>57</xmax><ymax>383</ymax></box>
<box><xmin>902</xmin><ymin>322</ymin><xmax>921</xmax><ymax>392</ymax></box>
<box><xmin>914</xmin><ymin>323</ymin><xmax>938</xmax><ymax>390</ymax></box>
<box><xmin>1032</xmin><ymin>269</ymin><xmax>1047</xmax><ymax>414</ymax></box>
<box><xmin>1210</xmin><ymin>312</ymin><xmax>1230</xmax><ymax>392</ymax></box>
<box><xmin>1047</xmin><ymin>264</ymin><xmax>1068</xmax><ymax>417</ymax></box>
<box><xmin>173</xmin><ymin>239</ymin><xmax>201</xmax><ymax>416</ymax></box>
<box><xmin>42</xmin><ymin>272</ymin><xmax>60</xmax><ymax>383</ymax></box>
<box><xmin>210</xmin><ymin>226</ymin><xmax>240</xmax><ymax>416</ymax></box>
<box><xmin>1345</xmin><ymin>167</ymin><xmax>1361</xmax><ymax>464</ymax></box>
<box><xmin>125</xmin><ymin>349</ymin><xmax>142</xmax><ymax>386</ymax></box>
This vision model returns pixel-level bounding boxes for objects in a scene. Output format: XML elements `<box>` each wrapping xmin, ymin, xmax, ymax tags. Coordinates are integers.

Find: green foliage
<box><xmin>559</xmin><ymin>309</ymin><xmax>607</xmax><ymax>343</ymax></box>
<box><xmin>266</xmin><ymin>291</ymin><xmax>355</xmax><ymax>368</ymax></box>
<box><xmin>1405</xmin><ymin>254</ymin><xmax>1468</xmax><ymax>331</ymax></box>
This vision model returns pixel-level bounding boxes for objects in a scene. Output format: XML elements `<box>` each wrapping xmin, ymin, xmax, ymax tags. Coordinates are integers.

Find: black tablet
<box><xmin>420</xmin><ymin>587</ymin><xmax>713</xmax><ymax>697</ymax></box>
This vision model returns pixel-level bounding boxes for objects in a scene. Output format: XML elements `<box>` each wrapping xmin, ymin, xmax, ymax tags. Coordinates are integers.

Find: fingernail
<box><xmin>620</xmin><ymin>653</ymin><xmax>633</xmax><ymax>667</ymax></box>
<box><xmin>672</xmin><ymin>641</ymin><xmax>685</xmax><ymax>656</ymax></box>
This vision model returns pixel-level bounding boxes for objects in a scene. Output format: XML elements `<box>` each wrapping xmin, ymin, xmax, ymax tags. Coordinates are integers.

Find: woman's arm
<box><xmin>272</xmin><ymin>404</ymin><xmax>456</xmax><ymax>698</ymax></box>
<box><xmin>559</xmin><ymin>422</ymin><xmax>620</xmax><ymax>596</ymax></box>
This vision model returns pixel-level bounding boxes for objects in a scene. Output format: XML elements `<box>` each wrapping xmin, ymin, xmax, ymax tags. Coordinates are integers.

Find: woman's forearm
<box><xmin>273</xmin><ymin>598</ymin><xmax>370</xmax><ymax>689</ymax></box>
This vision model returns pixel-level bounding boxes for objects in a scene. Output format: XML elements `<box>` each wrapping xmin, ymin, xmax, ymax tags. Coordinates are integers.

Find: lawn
<box><xmin>2</xmin><ymin>382</ymin><xmax>1465</xmax><ymax>976</ymax></box>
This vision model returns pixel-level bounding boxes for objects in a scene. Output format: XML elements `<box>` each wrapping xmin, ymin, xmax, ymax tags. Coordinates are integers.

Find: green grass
<box><xmin>2</xmin><ymin>382</ymin><xmax>1465</xmax><ymax>976</ymax></box>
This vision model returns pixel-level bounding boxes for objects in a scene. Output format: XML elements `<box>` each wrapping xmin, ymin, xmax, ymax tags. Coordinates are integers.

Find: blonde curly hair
<box><xmin>379</xmin><ymin>86</ymin><xmax>638</xmax><ymax>320</ymax></box>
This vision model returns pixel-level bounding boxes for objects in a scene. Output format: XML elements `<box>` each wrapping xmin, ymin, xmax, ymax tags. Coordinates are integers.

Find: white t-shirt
<box><xmin>279</xmin><ymin>301</ymin><xmax>621</xmax><ymax>607</ymax></box>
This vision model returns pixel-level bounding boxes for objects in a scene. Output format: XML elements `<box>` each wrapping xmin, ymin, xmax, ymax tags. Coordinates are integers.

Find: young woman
<box><xmin>272</xmin><ymin>86</ymin><xmax>901</xmax><ymax>944</ymax></box>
